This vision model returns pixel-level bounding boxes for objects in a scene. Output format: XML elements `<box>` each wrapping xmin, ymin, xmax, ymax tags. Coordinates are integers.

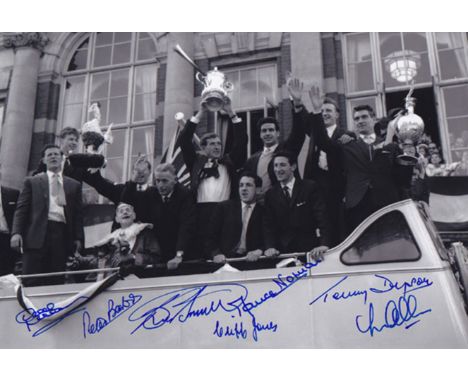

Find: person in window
<box><xmin>207</xmin><ymin>172</ymin><xmax>266</xmax><ymax>270</ymax></box>
<box><xmin>453</xmin><ymin>151</ymin><xmax>468</xmax><ymax>176</ymax></box>
<box><xmin>11</xmin><ymin>144</ymin><xmax>84</xmax><ymax>286</ymax></box>
<box><xmin>179</xmin><ymin>99</ymin><xmax>247</xmax><ymax>258</ymax></box>
<box><xmin>120</xmin><ymin>163</ymin><xmax>196</xmax><ymax>271</ymax></box>
<box><xmin>425</xmin><ymin>152</ymin><xmax>460</xmax><ymax>177</ymax></box>
<box><xmin>263</xmin><ymin>151</ymin><xmax>330</xmax><ymax>259</ymax></box>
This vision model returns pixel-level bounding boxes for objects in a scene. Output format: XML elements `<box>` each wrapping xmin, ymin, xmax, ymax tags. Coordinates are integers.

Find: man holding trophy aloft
<box><xmin>178</xmin><ymin>64</ymin><xmax>247</xmax><ymax>259</ymax></box>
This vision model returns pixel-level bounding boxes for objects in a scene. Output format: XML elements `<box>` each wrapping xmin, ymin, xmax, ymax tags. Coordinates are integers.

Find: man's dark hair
<box><xmin>59</xmin><ymin>126</ymin><xmax>80</xmax><ymax>140</ymax></box>
<box><xmin>41</xmin><ymin>144</ymin><xmax>62</xmax><ymax>158</ymax></box>
<box><xmin>353</xmin><ymin>104</ymin><xmax>375</xmax><ymax>118</ymax></box>
<box><xmin>257</xmin><ymin>117</ymin><xmax>280</xmax><ymax>132</ymax></box>
<box><xmin>273</xmin><ymin>150</ymin><xmax>297</xmax><ymax>166</ymax></box>
<box><xmin>239</xmin><ymin>171</ymin><xmax>263</xmax><ymax>188</ymax></box>
<box><xmin>323</xmin><ymin>97</ymin><xmax>340</xmax><ymax>113</ymax></box>
<box><xmin>200</xmin><ymin>132</ymin><xmax>220</xmax><ymax>147</ymax></box>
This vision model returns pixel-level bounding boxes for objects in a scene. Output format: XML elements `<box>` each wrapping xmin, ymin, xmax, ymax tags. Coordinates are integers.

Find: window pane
<box><xmin>379</xmin><ymin>32</ymin><xmax>402</xmax><ymax>57</ymax></box>
<box><xmin>96</xmin><ymin>32</ymin><xmax>113</xmax><ymax>46</ymax></box>
<box><xmin>110</xmin><ymin>69</ymin><xmax>129</xmax><ymax>97</ymax></box>
<box><xmin>106</xmin><ymin>129</ymin><xmax>126</xmax><ymax>158</ymax></box>
<box><xmin>63</xmin><ymin>104</ymin><xmax>83</xmax><ymax>129</ymax></box>
<box><xmin>64</xmin><ymin>76</ymin><xmax>85</xmax><ymax>105</ymax></box>
<box><xmin>108</xmin><ymin>97</ymin><xmax>128</xmax><ymax>124</ymax></box>
<box><xmin>258</xmin><ymin>66</ymin><xmax>276</xmax><ymax>104</ymax></box>
<box><xmin>91</xmin><ymin>72</ymin><xmax>110</xmax><ymax>100</ymax></box>
<box><xmin>137</xmin><ymin>37</ymin><xmax>157</xmax><ymax>61</ymax></box>
<box><xmin>133</xmin><ymin>93</ymin><xmax>156</xmax><ymax>122</ymax></box>
<box><xmin>239</xmin><ymin>69</ymin><xmax>258</xmax><ymax>108</ymax></box>
<box><xmin>341</xmin><ymin>211</ymin><xmax>421</xmax><ymax>265</ymax></box>
<box><xmin>134</xmin><ymin>65</ymin><xmax>156</xmax><ymax>94</ymax></box>
<box><xmin>93</xmin><ymin>46</ymin><xmax>112</xmax><ymax>67</ymax></box>
<box><xmin>105</xmin><ymin>157</ymin><xmax>124</xmax><ymax>184</ymax></box>
<box><xmin>114</xmin><ymin>32</ymin><xmax>132</xmax><ymax>43</ymax></box>
<box><xmin>112</xmin><ymin>43</ymin><xmax>131</xmax><ymax>65</ymax></box>
<box><xmin>130</xmin><ymin>126</ymin><xmax>154</xmax><ymax>162</ymax></box>
<box><xmin>347</xmin><ymin>62</ymin><xmax>374</xmax><ymax>92</ymax></box>
<box><xmin>90</xmin><ymin>99</ymin><xmax>108</xmax><ymax>124</ymax></box>
<box><xmin>68</xmin><ymin>49</ymin><xmax>88</xmax><ymax>71</ymax></box>
<box><xmin>347</xmin><ymin>33</ymin><xmax>372</xmax><ymax>62</ymax></box>
<box><xmin>225</xmin><ymin>71</ymin><xmax>240</xmax><ymax>107</ymax></box>
<box><xmin>346</xmin><ymin>33</ymin><xmax>375</xmax><ymax>92</ymax></box>
<box><xmin>435</xmin><ymin>33</ymin><xmax>468</xmax><ymax>80</ymax></box>
<box><xmin>443</xmin><ymin>85</ymin><xmax>468</xmax><ymax>116</ymax></box>
<box><xmin>403</xmin><ymin>32</ymin><xmax>428</xmax><ymax>53</ymax></box>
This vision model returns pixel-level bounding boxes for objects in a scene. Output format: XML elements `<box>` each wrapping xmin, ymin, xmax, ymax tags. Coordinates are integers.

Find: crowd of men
<box><xmin>0</xmin><ymin>78</ymin><xmax>425</xmax><ymax>286</ymax></box>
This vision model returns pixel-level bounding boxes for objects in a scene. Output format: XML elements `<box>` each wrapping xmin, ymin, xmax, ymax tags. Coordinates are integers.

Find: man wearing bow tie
<box><xmin>11</xmin><ymin>144</ymin><xmax>84</xmax><ymax>286</ymax></box>
<box><xmin>179</xmin><ymin>100</ymin><xmax>247</xmax><ymax>258</ymax></box>
<box><xmin>263</xmin><ymin>151</ymin><xmax>330</xmax><ymax>259</ymax></box>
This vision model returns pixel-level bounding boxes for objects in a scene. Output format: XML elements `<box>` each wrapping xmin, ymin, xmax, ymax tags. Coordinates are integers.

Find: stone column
<box><xmin>290</xmin><ymin>33</ymin><xmax>323</xmax><ymax>177</ymax></box>
<box><xmin>0</xmin><ymin>33</ymin><xmax>48</xmax><ymax>189</ymax></box>
<box><xmin>162</xmin><ymin>32</ymin><xmax>195</xmax><ymax>151</ymax></box>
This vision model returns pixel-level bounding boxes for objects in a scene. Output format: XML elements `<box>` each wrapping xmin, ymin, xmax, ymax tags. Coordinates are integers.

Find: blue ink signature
<box><xmin>128</xmin><ymin>259</ymin><xmax>320</xmax><ymax>341</ymax></box>
<box><xmin>355</xmin><ymin>294</ymin><xmax>432</xmax><ymax>336</ymax></box>
<box><xmin>309</xmin><ymin>274</ymin><xmax>433</xmax><ymax>337</ymax></box>
<box><xmin>82</xmin><ymin>293</ymin><xmax>142</xmax><ymax>338</ymax></box>
<box><xmin>15</xmin><ymin>296</ymin><xmax>89</xmax><ymax>337</ymax></box>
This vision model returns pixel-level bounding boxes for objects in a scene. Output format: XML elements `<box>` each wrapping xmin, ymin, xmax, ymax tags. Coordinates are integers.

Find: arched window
<box><xmin>60</xmin><ymin>32</ymin><xmax>158</xmax><ymax>191</ymax></box>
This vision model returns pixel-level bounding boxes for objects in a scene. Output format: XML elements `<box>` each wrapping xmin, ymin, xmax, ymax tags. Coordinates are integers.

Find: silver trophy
<box><xmin>174</xmin><ymin>44</ymin><xmax>233</xmax><ymax>112</ymax></box>
<box><xmin>196</xmin><ymin>67</ymin><xmax>233</xmax><ymax>112</ymax></box>
<box><xmin>395</xmin><ymin>87</ymin><xmax>425</xmax><ymax>166</ymax></box>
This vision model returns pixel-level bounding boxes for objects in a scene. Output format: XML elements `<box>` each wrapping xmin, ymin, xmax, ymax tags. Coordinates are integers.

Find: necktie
<box><xmin>51</xmin><ymin>174</ymin><xmax>67</xmax><ymax>206</ymax></box>
<box><xmin>282</xmin><ymin>185</ymin><xmax>291</xmax><ymax>202</ymax></box>
<box><xmin>163</xmin><ymin>196</ymin><xmax>169</xmax><ymax>203</ymax></box>
<box><xmin>238</xmin><ymin>204</ymin><xmax>251</xmax><ymax>254</ymax></box>
<box><xmin>137</xmin><ymin>185</ymin><xmax>143</xmax><ymax>191</ymax></box>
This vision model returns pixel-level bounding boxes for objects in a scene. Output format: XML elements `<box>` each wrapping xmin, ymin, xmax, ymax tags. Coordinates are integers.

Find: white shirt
<box><xmin>318</xmin><ymin>124</ymin><xmax>337</xmax><ymax>171</ymax></box>
<box><xmin>280</xmin><ymin>177</ymin><xmax>296</xmax><ymax>198</ymax></box>
<box><xmin>137</xmin><ymin>184</ymin><xmax>148</xmax><ymax>191</ymax></box>
<box><xmin>0</xmin><ymin>193</ymin><xmax>9</xmax><ymax>233</ymax></box>
<box><xmin>47</xmin><ymin>171</ymin><xmax>66</xmax><ymax>223</ymax></box>
<box><xmin>197</xmin><ymin>163</ymin><xmax>231</xmax><ymax>203</ymax></box>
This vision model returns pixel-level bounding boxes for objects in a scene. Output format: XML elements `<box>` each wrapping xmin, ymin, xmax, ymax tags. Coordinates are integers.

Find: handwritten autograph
<box><xmin>310</xmin><ymin>274</ymin><xmax>433</xmax><ymax>336</ymax></box>
<box><xmin>15</xmin><ymin>259</ymin><xmax>321</xmax><ymax>342</ymax></box>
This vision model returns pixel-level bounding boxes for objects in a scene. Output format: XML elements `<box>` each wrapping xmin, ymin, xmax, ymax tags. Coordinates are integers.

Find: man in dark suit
<box><xmin>289</xmin><ymin>79</ymin><xmax>347</xmax><ymax>246</ymax></box>
<box><xmin>320</xmin><ymin>105</ymin><xmax>413</xmax><ymax>232</ymax></box>
<box><xmin>243</xmin><ymin>114</ymin><xmax>305</xmax><ymax>200</ymax></box>
<box><xmin>263</xmin><ymin>151</ymin><xmax>330</xmax><ymax>258</ymax></box>
<box><xmin>121</xmin><ymin>163</ymin><xmax>196</xmax><ymax>271</ymax></box>
<box><xmin>207</xmin><ymin>171</ymin><xmax>265</xmax><ymax>270</ymax></box>
<box><xmin>11</xmin><ymin>144</ymin><xmax>84</xmax><ymax>286</ymax></box>
<box><xmin>180</xmin><ymin>100</ymin><xmax>247</xmax><ymax>258</ymax></box>
<box><xmin>0</xmin><ymin>182</ymin><xmax>19</xmax><ymax>276</ymax></box>
<box><xmin>33</xmin><ymin>127</ymin><xmax>87</xmax><ymax>182</ymax></box>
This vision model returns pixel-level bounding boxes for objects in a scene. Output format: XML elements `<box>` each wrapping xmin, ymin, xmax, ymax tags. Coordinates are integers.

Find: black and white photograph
<box><xmin>0</xmin><ymin>1</ymin><xmax>467</xmax><ymax>380</ymax></box>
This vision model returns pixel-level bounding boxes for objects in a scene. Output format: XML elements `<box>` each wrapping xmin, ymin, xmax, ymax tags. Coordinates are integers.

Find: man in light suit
<box><xmin>263</xmin><ymin>151</ymin><xmax>330</xmax><ymax>258</ymax></box>
<box><xmin>207</xmin><ymin>171</ymin><xmax>266</xmax><ymax>270</ymax></box>
<box><xmin>11</xmin><ymin>144</ymin><xmax>84</xmax><ymax>286</ymax></box>
<box><xmin>0</xmin><ymin>179</ymin><xmax>19</xmax><ymax>276</ymax></box>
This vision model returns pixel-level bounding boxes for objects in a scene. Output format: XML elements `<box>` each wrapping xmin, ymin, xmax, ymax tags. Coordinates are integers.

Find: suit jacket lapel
<box><xmin>39</xmin><ymin>173</ymin><xmax>49</xmax><ymax>204</ymax></box>
<box><xmin>290</xmin><ymin>178</ymin><xmax>301</xmax><ymax>207</ymax></box>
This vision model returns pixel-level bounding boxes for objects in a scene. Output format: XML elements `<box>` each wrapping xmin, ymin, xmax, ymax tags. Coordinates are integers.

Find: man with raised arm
<box><xmin>179</xmin><ymin>99</ymin><xmax>247</xmax><ymax>258</ymax></box>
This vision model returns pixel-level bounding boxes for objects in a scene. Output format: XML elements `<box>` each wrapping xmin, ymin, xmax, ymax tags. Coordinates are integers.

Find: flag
<box><xmin>161</xmin><ymin>123</ymin><xmax>200</xmax><ymax>187</ymax></box>
<box><xmin>428</xmin><ymin>176</ymin><xmax>468</xmax><ymax>231</ymax></box>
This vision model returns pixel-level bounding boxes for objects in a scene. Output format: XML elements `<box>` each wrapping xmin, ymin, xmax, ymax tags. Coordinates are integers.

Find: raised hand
<box><xmin>308</xmin><ymin>85</ymin><xmax>323</xmax><ymax>114</ymax></box>
<box><xmin>287</xmin><ymin>77</ymin><xmax>304</xmax><ymax>103</ymax></box>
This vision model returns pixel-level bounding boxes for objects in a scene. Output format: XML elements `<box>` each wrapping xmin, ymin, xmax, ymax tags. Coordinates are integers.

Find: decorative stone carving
<box><xmin>3</xmin><ymin>32</ymin><xmax>49</xmax><ymax>51</ymax></box>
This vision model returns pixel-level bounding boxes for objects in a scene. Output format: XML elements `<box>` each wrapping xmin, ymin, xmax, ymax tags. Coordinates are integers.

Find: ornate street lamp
<box><xmin>384</xmin><ymin>50</ymin><xmax>421</xmax><ymax>83</ymax></box>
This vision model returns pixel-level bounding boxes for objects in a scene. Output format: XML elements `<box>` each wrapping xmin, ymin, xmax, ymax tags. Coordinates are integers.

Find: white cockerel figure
<box><xmin>81</xmin><ymin>102</ymin><xmax>114</xmax><ymax>154</ymax></box>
